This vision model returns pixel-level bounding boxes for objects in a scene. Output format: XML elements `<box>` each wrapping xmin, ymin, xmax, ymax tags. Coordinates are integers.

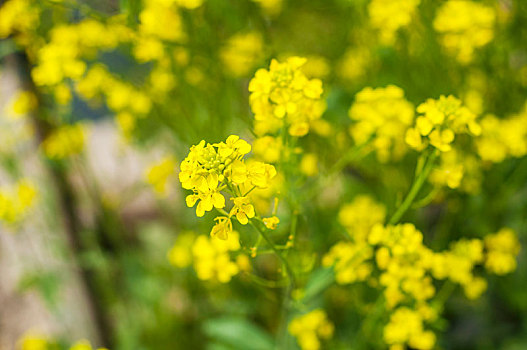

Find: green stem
<box><xmin>249</xmin><ymin>220</ymin><xmax>296</xmax><ymax>289</ymax></box>
<box><xmin>388</xmin><ymin>150</ymin><xmax>438</xmax><ymax>225</ymax></box>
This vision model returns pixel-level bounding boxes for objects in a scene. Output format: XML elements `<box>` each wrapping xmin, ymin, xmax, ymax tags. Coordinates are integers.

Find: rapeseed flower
<box><xmin>434</xmin><ymin>0</ymin><xmax>495</xmax><ymax>63</ymax></box>
<box><xmin>288</xmin><ymin>309</ymin><xmax>334</xmax><ymax>350</ymax></box>
<box><xmin>249</xmin><ymin>57</ymin><xmax>325</xmax><ymax>137</ymax></box>
<box><xmin>406</xmin><ymin>95</ymin><xmax>480</xmax><ymax>152</ymax></box>
<box><xmin>349</xmin><ymin>85</ymin><xmax>414</xmax><ymax>162</ymax></box>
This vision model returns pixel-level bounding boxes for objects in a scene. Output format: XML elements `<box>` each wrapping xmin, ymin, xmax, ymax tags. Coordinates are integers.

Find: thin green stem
<box><xmin>388</xmin><ymin>150</ymin><xmax>439</xmax><ymax>225</ymax></box>
<box><xmin>249</xmin><ymin>220</ymin><xmax>296</xmax><ymax>289</ymax></box>
<box><xmin>246</xmin><ymin>273</ymin><xmax>289</xmax><ymax>289</ymax></box>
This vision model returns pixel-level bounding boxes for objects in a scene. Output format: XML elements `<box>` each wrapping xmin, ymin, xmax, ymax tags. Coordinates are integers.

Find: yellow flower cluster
<box><xmin>338</xmin><ymin>194</ymin><xmax>386</xmax><ymax>242</ymax></box>
<box><xmin>298</xmin><ymin>55</ymin><xmax>330</xmax><ymax>80</ymax></box>
<box><xmin>349</xmin><ymin>85</ymin><xmax>414</xmax><ymax>162</ymax></box>
<box><xmin>368</xmin><ymin>0</ymin><xmax>421</xmax><ymax>45</ymax></box>
<box><xmin>168</xmin><ymin>231</ymin><xmax>196</xmax><ymax>268</ymax></box>
<box><xmin>70</xmin><ymin>340</ymin><xmax>108</xmax><ymax>350</ymax></box>
<box><xmin>10</xmin><ymin>91</ymin><xmax>38</xmax><ymax>117</ymax></box>
<box><xmin>430</xmin><ymin>238</ymin><xmax>487</xmax><ymax>300</ymax></box>
<box><xmin>251</xmin><ymin>0</ymin><xmax>282</xmax><ymax>16</ymax></box>
<box><xmin>369</xmin><ymin>224</ymin><xmax>436</xmax><ymax>309</ymax></box>
<box><xmin>434</xmin><ymin>0</ymin><xmax>495</xmax><ymax>63</ymax></box>
<box><xmin>179</xmin><ymin>135</ymin><xmax>276</xmax><ymax>239</ymax></box>
<box><xmin>288</xmin><ymin>309</ymin><xmax>334</xmax><ymax>350</ymax></box>
<box><xmin>145</xmin><ymin>157</ymin><xmax>177</xmax><ymax>196</ymax></box>
<box><xmin>134</xmin><ymin>0</ymin><xmax>190</xmax><ymax>62</ymax></box>
<box><xmin>384</xmin><ymin>307</ymin><xmax>436</xmax><ymax>350</ymax></box>
<box><xmin>484</xmin><ymin>228</ymin><xmax>521</xmax><ymax>275</ymax></box>
<box><xmin>32</xmin><ymin>19</ymin><xmax>132</xmax><ymax>88</ymax></box>
<box><xmin>249</xmin><ymin>57</ymin><xmax>325</xmax><ymax>137</ymax></box>
<box><xmin>220</xmin><ymin>31</ymin><xmax>264</xmax><ymax>77</ymax></box>
<box><xmin>75</xmin><ymin>65</ymin><xmax>152</xmax><ymax>138</ymax></box>
<box><xmin>323</xmin><ymin>195</ymin><xmax>384</xmax><ymax>284</ymax></box>
<box><xmin>338</xmin><ymin>46</ymin><xmax>372</xmax><ymax>82</ymax></box>
<box><xmin>17</xmin><ymin>332</ymin><xmax>108</xmax><ymax>350</ymax></box>
<box><xmin>405</xmin><ymin>95</ymin><xmax>480</xmax><ymax>152</ymax></box>
<box><xmin>322</xmin><ymin>241</ymin><xmax>373</xmax><ymax>284</ymax></box>
<box><xmin>168</xmin><ymin>230</ymin><xmax>250</xmax><ymax>282</ymax></box>
<box><xmin>0</xmin><ymin>179</ymin><xmax>38</xmax><ymax>225</ymax></box>
<box><xmin>476</xmin><ymin>110</ymin><xmax>527</xmax><ymax>163</ymax></box>
<box><xmin>429</xmin><ymin>149</ymin><xmax>464</xmax><ymax>189</ymax></box>
<box><xmin>191</xmin><ymin>231</ymin><xmax>242</xmax><ymax>283</ymax></box>
<box><xmin>78</xmin><ymin>65</ymin><xmax>152</xmax><ymax>114</ymax></box>
<box><xmin>42</xmin><ymin>123</ymin><xmax>87</xmax><ymax>159</ymax></box>
<box><xmin>252</xmin><ymin>135</ymin><xmax>283</xmax><ymax>163</ymax></box>
<box><xmin>0</xmin><ymin>0</ymin><xmax>39</xmax><ymax>41</ymax></box>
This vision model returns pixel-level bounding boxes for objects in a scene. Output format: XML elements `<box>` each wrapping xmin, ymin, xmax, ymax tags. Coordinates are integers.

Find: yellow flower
<box><xmin>429</xmin><ymin>150</ymin><xmax>464</xmax><ymax>189</ymax></box>
<box><xmin>229</xmin><ymin>197</ymin><xmax>255</xmax><ymax>225</ymax></box>
<box><xmin>406</xmin><ymin>95</ymin><xmax>480</xmax><ymax>153</ymax></box>
<box><xmin>42</xmin><ymin>123</ymin><xmax>87</xmax><ymax>159</ymax></box>
<box><xmin>0</xmin><ymin>0</ymin><xmax>39</xmax><ymax>40</ymax></box>
<box><xmin>210</xmin><ymin>216</ymin><xmax>233</xmax><ymax>240</ymax></box>
<box><xmin>192</xmin><ymin>231</ymin><xmax>240</xmax><ymax>282</ymax></box>
<box><xmin>247</xmin><ymin>161</ymin><xmax>277</xmax><ymax>188</ymax></box>
<box><xmin>476</xmin><ymin>109</ymin><xmax>527</xmax><ymax>163</ymax></box>
<box><xmin>17</xmin><ymin>331</ymin><xmax>47</xmax><ymax>350</ymax></box>
<box><xmin>0</xmin><ymin>179</ymin><xmax>38</xmax><ymax>225</ymax></box>
<box><xmin>384</xmin><ymin>307</ymin><xmax>435</xmax><ymax>350</ymax></box>
<box><xmin>145</xmin><ymin>157</ymin><xmax>177</xmax><ymax>196</ymax></box>
<box><xmin>338</xmin><ymin>195</ymin><xmax>386</xmax><ymax>242</ymax></box>
<box><xmin>249</xmin><ymin>57</ymin><xmax>325</xmax><ymax>137</ymax></box>
<box><xmin>434</xmin><ymin>0</ymin><xmax>495</xmax><ymax>63</ymax></box>
<box><xmin>322</xmin><ymin>241</ymin><xmax>373</xmax><ymax>284</ymax></box>
<box><xmin>300</xmin><ymin>153</ymin><xmax>318</xmax><ymax>176</ymax></box>
<box><xmin>288</xmin><ymin>309</ymin><xmax>334</xmax><ymax>350</ymax></box>
<box><xmin>369</xmin><ymin>0</ymin><xmax>421</xmax><ymax>45</ymax></box>
<box><xmin>484</xmin><ymin>228</ymin><xmax>521</xmax><ymax>275</ymax></box>
<box><xmin>251</xmin><ymin>0</ymin><xmax>282</xmax><ymax>16</ymax></box>
<box><xmin>168</xmin><ymin>231</ymin><xmax>196</xmax><ymax>268</ymax></box>
<box><xmin>262</xmin><ymin>216</ymin><xmax>280</xmax><ymax>230</ymax></box>
<box><xmin>349</xmin><ymin>85</ymin><xmax>414</xmax><ymax>162</ymax></box>
<box><xmin>10</xmin><ymin>91</ymin><xmax>37</xmax><ymax>117</ymax></box>
<box><xmin>220</xmin><ymin>31</ymin><xmax>264</xmax><ymax>77</ymax></box>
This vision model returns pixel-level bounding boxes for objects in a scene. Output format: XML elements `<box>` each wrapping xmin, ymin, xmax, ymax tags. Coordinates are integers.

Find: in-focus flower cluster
<box><xmin>0</xmin><ymin>179</ymin><xmax>37</xmax><ymax>225</ymax></box>
<box><xmin>368</xmin><ymin>0</ymin><xmax>420</xmax><ymax>45</ymax></box>
<box><xmin>288</xmin><ymin>309</ymin><xmax>334</xmax><ymax>350</ymax></box>
<box><xmin>434</xmin><ymin>0</ymin><xmax>495</xmax><ymax>63</ymax></box>
<box><xmin>249</xmin><ymin>57</ymin><xmax>325</xmax><ymax>137</ymax></box>
<box><xmin>405</xmin><ymin>95</ymin><xmax>480</xmax><ymax>152</ymax></box>
<box><xmin>349</xmin><ymin>85</ymin><xmax>414</xmax><ymax>162</ymax></box>
<box><xmin>42</xmin><ymin>123</ymin><xmax>87</xmax><ymax>160</ymax></box>
<box><xmin>179</xmin><ymin>135</ymin><xmax>276</xmax><ymax>239</ymax></box>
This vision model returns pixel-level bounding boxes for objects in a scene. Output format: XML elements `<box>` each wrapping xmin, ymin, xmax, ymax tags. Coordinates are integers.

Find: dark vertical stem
<box><xmin>5</xmin><ymin>52</ymin><xmax>113</xmax><ymax>348</ymax></box>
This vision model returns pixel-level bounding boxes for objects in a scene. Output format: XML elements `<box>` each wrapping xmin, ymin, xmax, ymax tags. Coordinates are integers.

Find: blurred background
<box><xmin>1</xmin><ymin>0</ymin><xmax>527</xmax><ymax>349</ymax></box>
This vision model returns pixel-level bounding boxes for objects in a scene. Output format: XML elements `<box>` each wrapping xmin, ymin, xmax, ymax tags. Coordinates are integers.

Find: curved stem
<box><xmin>388</xmin><ymin>150</ymin><xmax>438</xmax><ymax>225</ymax></box>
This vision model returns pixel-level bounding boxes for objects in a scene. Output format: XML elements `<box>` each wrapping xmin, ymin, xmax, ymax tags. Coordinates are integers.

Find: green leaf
<box><xmin>202</xmin><ymin>317</ymin><xmax>275</xmax><ymax>350</ymax></box>
<box><xmin>302</xmin><ymin>267</ymin><xmax>335</xmax><ymax>303</ymax></box>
